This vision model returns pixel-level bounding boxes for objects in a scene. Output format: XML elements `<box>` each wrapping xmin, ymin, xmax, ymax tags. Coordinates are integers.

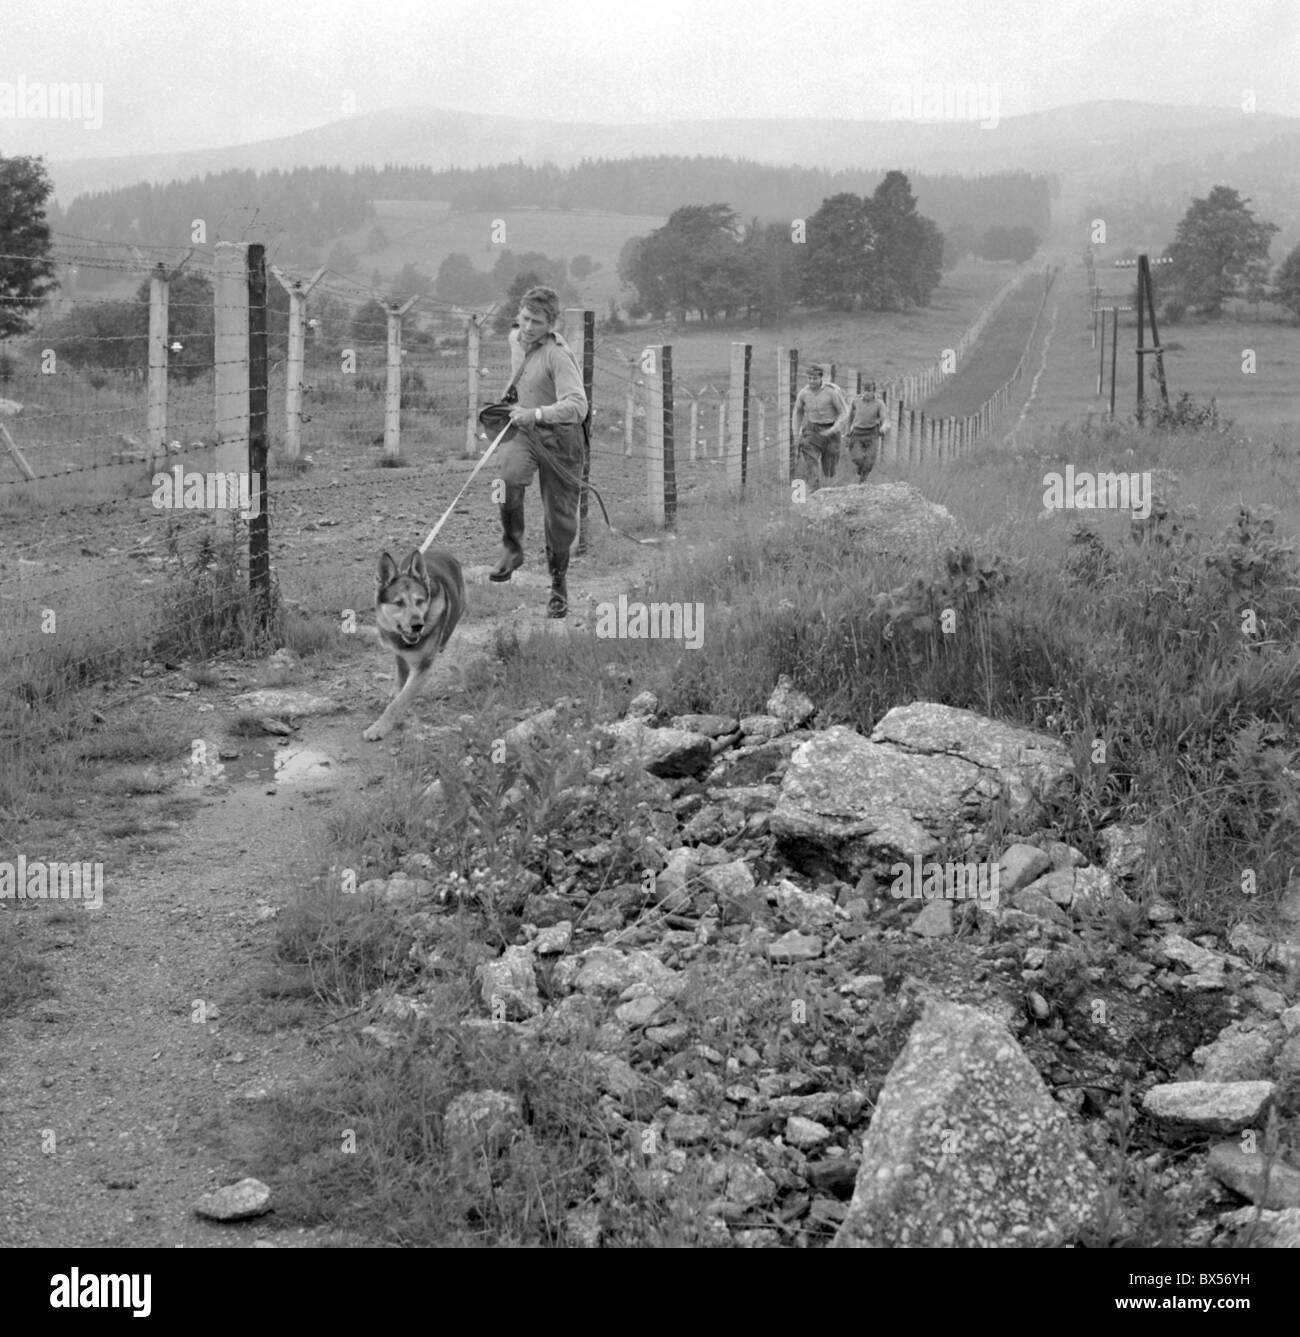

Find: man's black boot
<box><xmin>546</xmin><ymin>545</ymin><xmax>569</xmax><ymax>618</ymax></box>
<box><xmin>489</xmin><ymin>488</ymin><xmax>526</xmax><ymax>582</ymax></box>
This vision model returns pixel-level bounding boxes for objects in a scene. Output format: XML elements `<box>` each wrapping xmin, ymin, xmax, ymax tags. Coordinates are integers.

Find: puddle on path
<box><xmin>223</xmin><ymin>739</ymin><xmax>338</xmax><ymax>789</ymax></box>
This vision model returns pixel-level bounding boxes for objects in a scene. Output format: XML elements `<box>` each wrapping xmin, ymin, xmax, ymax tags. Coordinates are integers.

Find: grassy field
<box><xmin>598</xmin><ymin>260</ymin><xmax>1022</xmax><ymax>396</ymax></box>
<box><xmin>907</xmin><ymin>268</ymin><xmax>1047</xmax><ymax>419</ymax></box>
<box><xmin>1017</xmin><ymin>262</ymin><xmax>1300</xmax><ymax>433</ymax></box>
<box><xmin>345</xmin><ymin>200</ymin><xmax>666</xmax><ymax>315</ymax></box>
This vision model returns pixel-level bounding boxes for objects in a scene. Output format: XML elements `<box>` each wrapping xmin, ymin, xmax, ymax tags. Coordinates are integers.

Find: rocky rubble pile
<box><xmin>359</xmin><ymin>674</ymin><xmax>1300</xmax><ymax>1248</ymax></box>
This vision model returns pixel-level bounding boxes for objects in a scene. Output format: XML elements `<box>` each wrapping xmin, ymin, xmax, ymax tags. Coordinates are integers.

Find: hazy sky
<box><xmin>2</xmin><ymin>0</ymin><xmax>1297</xmax><ymax>159</ymax></box>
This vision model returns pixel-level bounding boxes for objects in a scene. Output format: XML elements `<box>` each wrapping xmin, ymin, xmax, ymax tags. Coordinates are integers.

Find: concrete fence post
<box><xmin>147</xmin><ymin>263</ymin><xmax>169</xmax><ymax>459</ymax></box>
<box><xmin>270</xmin><ymin>264</ymin><xmax>326</xmax><ymax>463</ymax></box>
<box><xmin>382</xmin><ymin>295</ymin><xmax>418</xmax><ymax>458</ymax></box>
<box><xmin>213</xmin><ymin>241</ymin><xmax>249</xmax><ymax>476</ymax></box>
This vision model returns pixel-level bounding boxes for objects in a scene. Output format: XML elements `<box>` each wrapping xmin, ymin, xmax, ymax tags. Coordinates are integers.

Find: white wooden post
<box><xmin>213</xmin><ymin>241</ymin><xmax>249</xmax><ymax>476</ymax></box>
<box><xmin>624</xmin><ymin>390</ymin><xmax>634</xmax><ymax>457</ymax></box>
<box><xmin>147</xmin><ymin>263</ymin><xmax>168</xmax><ymax>459</ymax></box>
<box><xmin>776</xmin><ymin>346</ymin><xmax>792</xmax><ymax>488</ymax></box>
<box><xmin>383</xmin><ymin>295</ymin><xmax>419</xmax><ymax>458</ymax></box>
<box><xmin>688</xmin><ymin>394</ymin><xmax>698</xmax><ymax>463</ymax></box>
<box><xmin>726</xmin><ymin>342</ymin><xmax>751</xmax><ymax>491</ymax></box>
<box><xmin>563</xmin><ymin>305</ymin><xmax>587</xmax><ymax>384</ymax></box>
<box><xmin>645</xmin><ymin>345</ymin><xmax>665</xmax><ymax>528</ymax></box>
<box><xmin>717</xmin><ymin>397</ymin><xmax>727</xmax><ymax>460</ymax></box>
<box><xmin>271</xmin><ymin>264</ymin><xmax>326</xmax><ymax>462</ymax></box>
<box><xmin>562</xmin><ymin>306</ymin><xmax>591</xmax><ymax>552</ymax></box>
<box><xmin>465</xmin><ymin>314</ymin><xmax>481</xmax><ymax>455</ymax></box>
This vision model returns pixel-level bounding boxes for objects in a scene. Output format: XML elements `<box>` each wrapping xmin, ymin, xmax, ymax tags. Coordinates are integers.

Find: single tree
<box><xmin>350</xmin><ymin>297</ymin><xmax>389</xmax><ymax>344</ymax></box>
<box><xmin>391</xmin><ymin>262</ymin><xmax>435</xmax><ymax>298</ymax></box>
<box><xmin>801</xmin><ymin>193</ymin><xmax>875</xmax><ymax>311</ymax></box>
<box><xmin>0</xmin><ymin>154</ymin><xmax>59</xmax><ymax>338</ymax></box>
<box><xmin>434</xmin><ymin>252</ymin><xmax>493</xmax><ymax>306</ymax></box>
<box><xmin>621</xmin><ymin>205</ymin><xmax>742</xmax><ymax>324</ymax></box>
<box><xmin>1163</xmin><ymin>185</ymin><xmax>1278</xmax><ymax>317</ymax></box>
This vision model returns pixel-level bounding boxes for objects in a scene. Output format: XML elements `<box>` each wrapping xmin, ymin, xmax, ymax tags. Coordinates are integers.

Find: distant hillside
<box><xmin>46</xmin><ymin>101</ymin><xmax>1300</xmax><ymax>205</ymax></box>
<box><xmin>55</xmin><ymin>159</ymin><xmax>1053</xmax><ymax>256</ymax></box>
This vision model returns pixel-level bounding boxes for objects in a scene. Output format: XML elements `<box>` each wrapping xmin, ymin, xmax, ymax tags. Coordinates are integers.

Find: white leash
<box><xmin>418</xmin><ymin>416</ymin><xmax>657</xmax><ymax>558</ymax></box>
<box><xmin>418</xmin><ymin>423</ymin><xmax>513</xmax><ymax>555</ymax></box>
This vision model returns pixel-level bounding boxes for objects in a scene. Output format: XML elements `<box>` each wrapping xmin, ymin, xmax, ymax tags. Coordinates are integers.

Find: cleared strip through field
<box><xmin>914</xmin><ymin>273</ymin><xmax>1051</xmax><ymax>419</ymax></box>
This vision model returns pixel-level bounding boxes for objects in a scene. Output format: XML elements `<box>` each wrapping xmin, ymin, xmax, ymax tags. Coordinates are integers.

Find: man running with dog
<box><xmin>791</xmin><ymin>364</ymin><xmax>849</xmax><ymax>491</ymax></box>
<box><xmin>489</xmin><ymin>285</ymin><xmax>588</xmax><ymax>619</ymax></box>
<box><xmin>844</xmin><ymin>380</ymin><xmax>889</xmax><ymax>482</ymax></box>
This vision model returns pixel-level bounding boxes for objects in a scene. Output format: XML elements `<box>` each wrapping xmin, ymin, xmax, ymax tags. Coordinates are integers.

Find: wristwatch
<box><xmin>534</xmin><ymin>408</ymin><xmax>543</xmax><ymax>423</ymax></box>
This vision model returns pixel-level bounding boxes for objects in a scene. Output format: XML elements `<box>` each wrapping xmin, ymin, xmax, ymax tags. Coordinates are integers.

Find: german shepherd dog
<box><xmin>363</xmin><ymin>549</ymin><xmax>466</xmax><ymax>741</ymax></box>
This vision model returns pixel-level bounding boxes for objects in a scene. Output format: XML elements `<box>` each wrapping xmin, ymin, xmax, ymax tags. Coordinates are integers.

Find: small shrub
<box><xmin>1152</xmin><ymin>392</ymin><xmax>1225</xmax><ymax>431</ymax></box>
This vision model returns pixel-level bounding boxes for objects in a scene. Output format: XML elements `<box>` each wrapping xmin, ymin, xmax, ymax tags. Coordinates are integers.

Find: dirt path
<box><xmin>0</xmin><ymin>554</ymin><xmax>658</xmax><ymax>1248</ymax></box>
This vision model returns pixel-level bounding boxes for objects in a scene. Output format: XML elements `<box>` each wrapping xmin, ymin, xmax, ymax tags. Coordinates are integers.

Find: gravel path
<box><xmin>0</xmin><ymin>555</ymin><xmax>657</xmax><ymax>1248</ymax></box>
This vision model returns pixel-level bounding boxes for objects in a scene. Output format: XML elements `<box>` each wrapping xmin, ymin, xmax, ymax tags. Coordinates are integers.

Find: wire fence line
<box><xmin>0</xmin><ymin>235</ymin><xmax>1051</xmax><ymax>709</ymax></box>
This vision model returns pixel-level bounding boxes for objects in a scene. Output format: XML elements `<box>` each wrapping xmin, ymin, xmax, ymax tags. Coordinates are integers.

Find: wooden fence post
<box><xmin>755</xmin><ymin>398</ymin><xmax>766</xmax><ymax>461</ymax></box>
<box><xmin>271</xmin><ymin>264</ymin><xmax>326</xmax><ymax>462</ymax></box>
<box><xmin>564</xmin><ymin>308</ymin><xmax>593</xmax><ymax>554</ymax></box>
<box><xmin>465</xmin><ymin>313</ymin><xmax>481</xmax><ymax>456</ymax></box>
<box><xmin>778</xmin><ymin>347</ymin><xmax>795</xmax><ymax>488</ymax></box>
<box><xmin>213</xmin><ymin>241</ymin><xmax>249</xmax><ymax>476</ymax></box>
<box><xmin>663</xmin><ymin>345</ymin><xmax>676</xmax><ymax>529</ymax></box>
<box><xmin>625</xmin><ymin>390</ymin><xmax>635</xmax><ymax>457</ymax></box>
<box><xmin>688</xmin><ymin>394</ymin><xmax>699</xmax><ymax>464</ymax></box>
<box><xmin>1109</xmin><ymin>305</ymin><xmax>1118</xmax><ymax>419</ymax></box>
<box><xmin>247</xmin><ymin>243</ymin><xmax>271</xmax><ymax>628</ymax></box>
<box><xmin>644</xmin><ymin>344</ymin><xmax>676</xmax><ymax>531</ymax></box>
<box><xmin>717</xmin><ymin>396</ymin><xmax>727</xmax><ymax>461</ymax></box>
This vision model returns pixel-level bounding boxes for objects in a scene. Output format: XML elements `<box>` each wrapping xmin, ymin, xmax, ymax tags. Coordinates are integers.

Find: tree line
<box><xmin>50</xmin><ymin>157</ymin><xmax>1052</xmax><ymax>261</ymax></box>
<box><xmin>57</xmin><ymin>165</ymin><xmax>373</xmax><ymax>265</ymax></box>
<box><xmin>364</xmin><ymin>158</ymin><xmax>1053</xmax><ymax>240</ymax></box>
<box><xmin>616</xmin><ymin>173</ymin><xmax>1021</xmax><ymax>325</ymax></box>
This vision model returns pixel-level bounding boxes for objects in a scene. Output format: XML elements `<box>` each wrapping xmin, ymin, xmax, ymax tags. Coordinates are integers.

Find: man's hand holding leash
<box><xmin>508</xmin><ymin>404</ymin><xmax>545</xmax><ymax>429</ymax></box>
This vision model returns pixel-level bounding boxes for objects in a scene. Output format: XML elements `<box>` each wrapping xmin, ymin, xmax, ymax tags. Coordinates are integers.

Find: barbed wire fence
<box><xmin>1</xmin><ymin>233</ymin><xmax>1048</xmax><ymax>721</ymax></box>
